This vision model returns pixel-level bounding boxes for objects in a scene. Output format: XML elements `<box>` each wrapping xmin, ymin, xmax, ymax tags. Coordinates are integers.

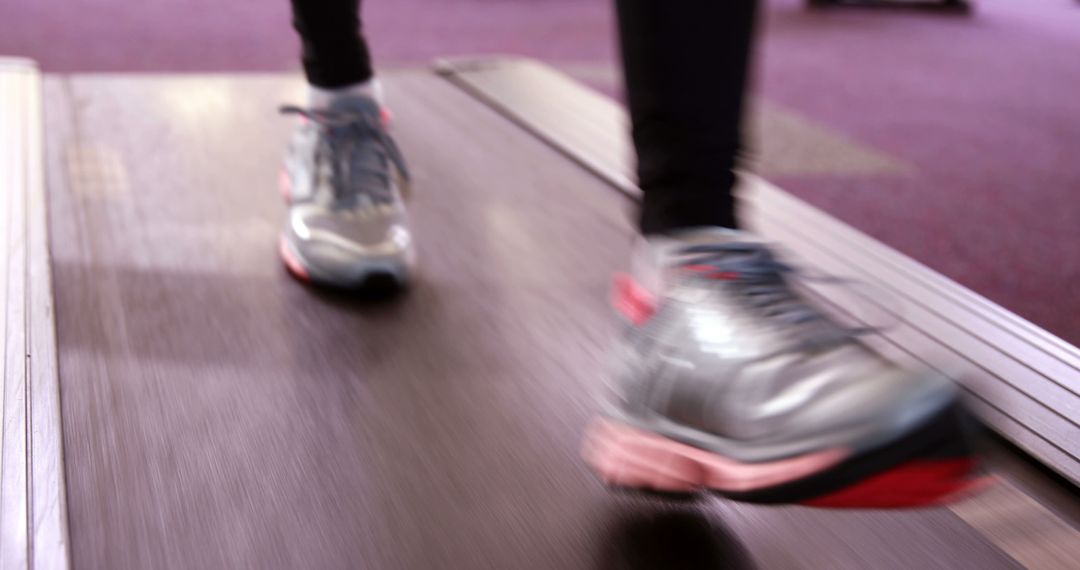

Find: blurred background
<box><xmin>3</xmin><ymin>1</ymin><xmax>1079</xmax><ymax>569</ymax></box>
<box><xmin>3</xmin><ymin>0</ymin><xmax>1078</xmax><ymax>343</ymax></box>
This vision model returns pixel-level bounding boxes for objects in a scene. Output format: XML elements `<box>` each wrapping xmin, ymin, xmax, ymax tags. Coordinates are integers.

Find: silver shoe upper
<box><xmin>281</xmin><ymin>96</ymin><xmax>414</xmax><ymax>281</ymax></box>
<box><xmin>607</xmin><ymin>229</ymin><xmax>956</xmax><ymax>462</ymax></box>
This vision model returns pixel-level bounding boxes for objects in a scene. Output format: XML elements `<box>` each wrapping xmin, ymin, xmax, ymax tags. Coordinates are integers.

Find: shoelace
<box><xmin>676</xmin><ymin>242</ymin><xmax>875</xmax><ymax>351</ymax></box>
<box><xmin>280</xmin><ymin>105</ymin><xmax>410</xmax><ymax>205</ymax></box>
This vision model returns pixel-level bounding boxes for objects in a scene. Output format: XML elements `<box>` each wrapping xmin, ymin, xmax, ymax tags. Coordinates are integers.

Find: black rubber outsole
<box><xmin>283</xmin><ymin>257</ymin><xmax>409</xmax><ymax>297</ymax></box>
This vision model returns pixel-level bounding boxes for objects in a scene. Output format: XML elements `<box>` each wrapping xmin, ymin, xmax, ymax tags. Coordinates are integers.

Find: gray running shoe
<box><xmin>584</xmin><ymin>228</ymin><xmax>984</xmax><ymax>507</ymax></box>
<box><xmin>278</xmin><ymin>95</ymin><xmax>414</xmax><ymax>288</ymax></box>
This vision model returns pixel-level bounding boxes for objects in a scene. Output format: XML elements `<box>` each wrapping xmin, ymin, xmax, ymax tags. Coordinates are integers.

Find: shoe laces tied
<box><xmin>281</xmin><ymin>105</ymin><xmax>410</xmax><ymax>206</ymax></box>
<box><xmin>677</xmin><ymin>242</ymin><xmax>877</xmax><ymax>351</ymax></box>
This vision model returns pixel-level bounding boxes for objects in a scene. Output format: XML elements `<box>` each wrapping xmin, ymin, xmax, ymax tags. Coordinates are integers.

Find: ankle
<box><xmin>307</xmin><ymin>78</ymin><xmax>384</xmax><ymax>109</ymax></box>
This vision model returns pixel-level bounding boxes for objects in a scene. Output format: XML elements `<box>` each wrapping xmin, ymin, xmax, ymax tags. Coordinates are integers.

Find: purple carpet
<box><xmin>4</xmin><ymin>0</ymin><xmax>1078</xmax><ymax>345</ymax></box>
<box><xmin>0</xmin><ymin>0</ymin><xmax>615</xmax><ymax>73</ymax></box>
<box><xmin>759</xmin><ymin>0</ymin><xmax>1080</xmax><ymax>347</ymax></box>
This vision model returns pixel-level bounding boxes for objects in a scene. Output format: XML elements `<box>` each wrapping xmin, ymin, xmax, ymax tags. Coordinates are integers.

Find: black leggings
<box><xmin>290</xmin><ymin>0</ymin><xmax>758</xmax><ymax>233</ymax></box>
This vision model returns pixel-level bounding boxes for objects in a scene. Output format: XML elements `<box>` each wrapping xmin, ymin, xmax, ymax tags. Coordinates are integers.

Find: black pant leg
<box><xmin>291</xmin><ymin>0</ymin><xmax>374</xmax><ymax>88</ymax></box>
<box><xmin>615</xmin><ymin>0</ymin><xmax>759</xmax><ymax>233</ymax></box>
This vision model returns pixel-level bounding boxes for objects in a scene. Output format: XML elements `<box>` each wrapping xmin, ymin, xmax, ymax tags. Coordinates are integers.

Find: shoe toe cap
<box><xmin>286</xmin><ymin>207</ymin><xmax>415</xmax><ymax>277</ymax></box>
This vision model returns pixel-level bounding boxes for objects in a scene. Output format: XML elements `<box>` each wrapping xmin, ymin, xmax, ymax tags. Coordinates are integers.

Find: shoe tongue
<box><xmin>321</xmin><ymin>95</ymin><xmax>388</xmax><ymax>207</ymax></box>
<box><xmin>666</xmin><ymin>226</ymin><xmax>747</xmax><ymax>246</ymax></box>
<box><xmin>632</xmin><ymin>227</ymin><xmax>755</xmax><ymax>294</ymax></box>
<box><xmin>326</xmin><ymin>94</ymin><xmax>380</xmax><ymax>118</ymax></box>
<box><xmin>656</xmin><ymin>227</ymin><xmax>760</xmax><ymax>267</ymax></box>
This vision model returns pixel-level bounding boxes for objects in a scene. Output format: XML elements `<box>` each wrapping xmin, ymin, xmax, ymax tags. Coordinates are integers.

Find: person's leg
<box><xmin>586</xmin><ymin>0</ymin><xmax>982</xmax><ymax>507</ymax></box>
<box><xmin>291</xmin><ymin>0</ymin><xmax>374</xmax><ymax>89</ymax></box>
<box><xmin>615</xmin><ymin>0</ymin><xmax>757</xmax><ymax>233</ymax></box>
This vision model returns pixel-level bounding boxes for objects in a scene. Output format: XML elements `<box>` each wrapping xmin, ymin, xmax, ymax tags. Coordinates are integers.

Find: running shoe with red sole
<box><xmin>583</xmin><ymin>228</ymin><xmax>986</xmax><ymax>508</ymax></box>
<box><xmin>278</xmin><ymin>95</ymin><xmax>415</xmax><ymax>289</ymax></box>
